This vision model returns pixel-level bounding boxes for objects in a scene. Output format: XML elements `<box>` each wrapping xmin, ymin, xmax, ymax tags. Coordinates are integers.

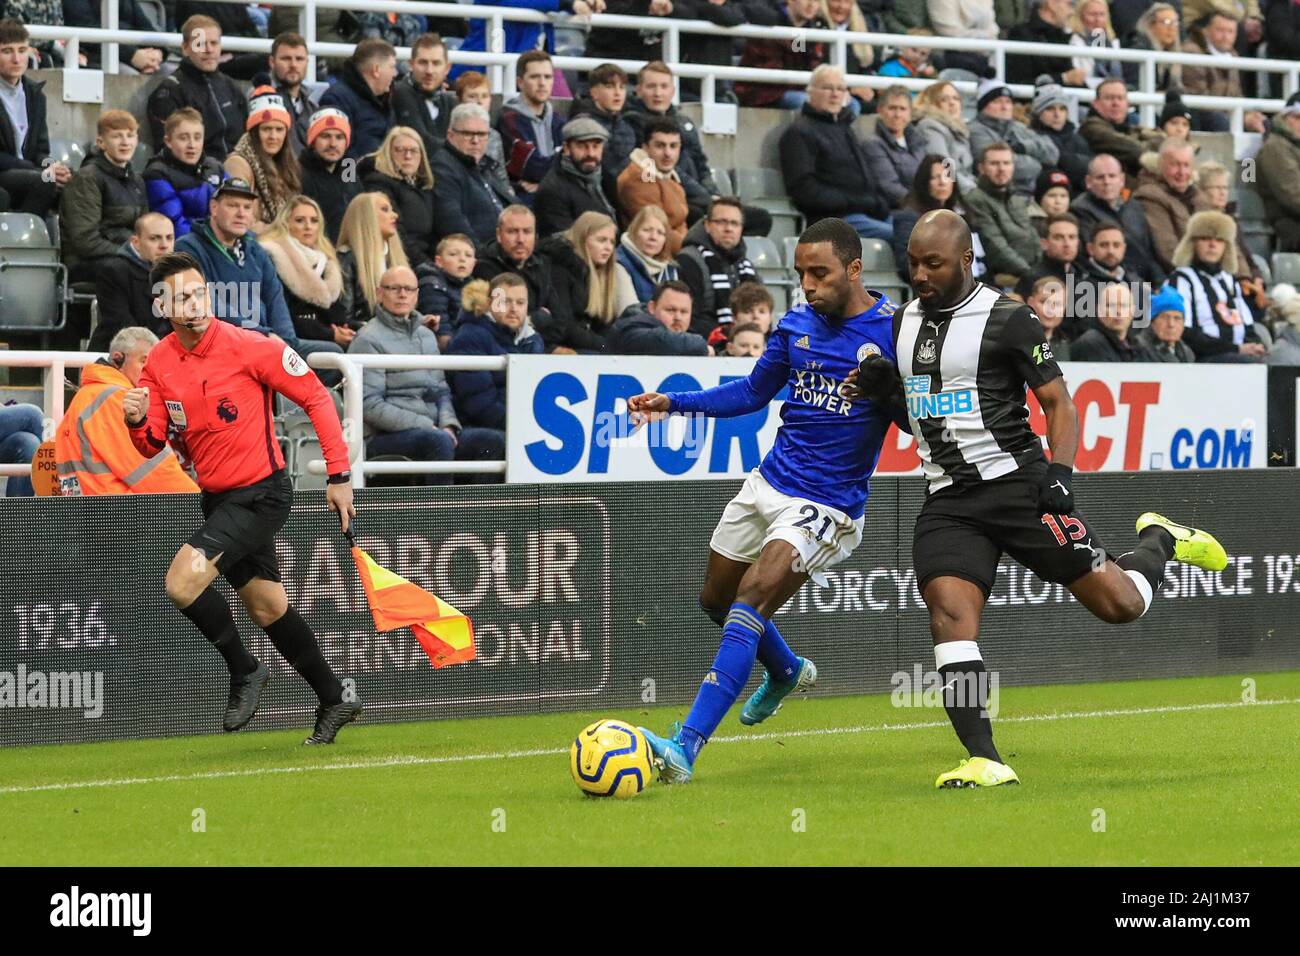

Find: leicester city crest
<box><xmin>856</xmin><ymin>343</ymin><xmax>881</xmax><ymax>363</ymax></box>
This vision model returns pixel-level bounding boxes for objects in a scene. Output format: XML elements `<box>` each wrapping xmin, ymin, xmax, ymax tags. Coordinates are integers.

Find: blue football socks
<box><xmin>757</xmin><ymin>616</ymin><xmax>799</xmax><ymax>682</ymax></box>
<box><xmin>679</xmin><ymin>602</ymin><xmax>764</xmax><ymax>762</ymax></box>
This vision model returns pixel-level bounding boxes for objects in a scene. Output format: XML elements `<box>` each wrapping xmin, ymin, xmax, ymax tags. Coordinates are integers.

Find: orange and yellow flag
<box><xmin>351</xmin><ymin>546</ymin><xmax>475</xmax><ymax>668</ymax></box>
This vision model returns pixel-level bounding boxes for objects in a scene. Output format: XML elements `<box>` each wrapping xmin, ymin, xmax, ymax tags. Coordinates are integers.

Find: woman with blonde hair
<box><xmin>539</xmin><ymin>211</ymin><xmax>627</xmax><ymax>347</ymax></box>
<box><xmin>820</xmin><ymin>0</ymin><xmax>875</xmax><ymax>115</ymax></box>
<box><xmin>614</xmin><ymin>205</ymin><xmax>679</xmax><ymax>307</ymax></box>
<box><xmin>913</xmin><ymin>81</ymin><xmax>977</xmax><ymax>194</ymax></box>
<box><xmin>362</xmin><ymin>126</ymin><xmax>437</xmax><ymax>264</ymax></box>
<box><xmin>336</xmin><ymin>191</ymin><xmax>411</xmax><ymax>327</ymax></box>
<box><xmin>225</xmin><ymin>87</ymin><xmax>301</xmax><ymax>231</ymax></box>
<box><xmin>1123</xmin><ymin>3</ymin><xmax>1182</xmax><ymax>90</ymax></box>
<box><xmin>259</xmin><ymin>194</ymin><xmax>353</xmax><ymax>349</ymax></box>
<box><xmin>1070</xmin><ymin>0</ymin><xmax>1124</xmax><ymax>88</ymax></box>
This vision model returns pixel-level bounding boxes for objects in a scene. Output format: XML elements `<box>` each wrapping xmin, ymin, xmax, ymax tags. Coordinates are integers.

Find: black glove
<box><xmin>1037</xmin><ymin>462</ymin><xmax>1075</xmax><ymax>515</ymax></box>
<box><xmin>856</xmin><ymin>353</ymin><xmax>903</xmax><ymax>404</ymax></box>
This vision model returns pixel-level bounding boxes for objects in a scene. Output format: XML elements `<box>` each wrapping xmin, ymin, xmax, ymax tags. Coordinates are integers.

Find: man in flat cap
<box><xmin>533</xmin><ymin>116</ymin><xmax>619</xmax><ymax>236</ymax></box>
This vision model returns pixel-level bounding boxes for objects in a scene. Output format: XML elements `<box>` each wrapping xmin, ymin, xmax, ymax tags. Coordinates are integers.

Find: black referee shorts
<box><xmin>188</xmin><ymin>470</ymin><xmax>293</xmax><ymax>590</ymax></box>
<box><xmin>912</xmin><ymin>461</ymin><xmax>1110</xmax><ymax>598</ymax></box>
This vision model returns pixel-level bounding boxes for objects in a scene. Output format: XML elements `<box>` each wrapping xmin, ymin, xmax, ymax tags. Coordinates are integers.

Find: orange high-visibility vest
<box><xmin>53</xmin><ymin>361</ymin><xmax>199</xmax><ymax>496</ymax></box>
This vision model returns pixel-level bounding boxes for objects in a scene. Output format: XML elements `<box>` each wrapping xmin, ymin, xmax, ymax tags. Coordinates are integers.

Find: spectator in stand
<box><xmin>615</xmin><ymin>205</ymin><xmax>680</xmax><ymax>307</ymax></box>
<box><xmin>319</xmin><ymin>38</ymin><xmax>397</xmax><ymax>161</ymax></box>
<box><xmin>353</xmin><ymin>264</ymin><xmax>506</xmax><ymax>485</ymax></box>
<box><xmin>354</xmin><ymin>12</ymin><xmax>429</xmax><ymax>49</ymax></box>
<box><xmin>417</xmin><ymin>233</ymin><xmax>478</xmax><ymax>346</ymax></box>
<box><xmin>446</xmin><ymin>272</ymin><xmax>545</xmax><ymax>440</ymax></box>
<box><xmin>1158</xmin><ymin>91</ymin><xmax>1194</xmax><ymax>140</ymax></box>
<box><xmin>173</xmin><ymin>0</ymin><xmax>265</xmax><ymax>78</ymax></box>
<box><xmin>1133</xmin><ymin>138</ymin><xmax>1212</xmax><ymax>274</ymax></box>
<box><xmin>1182</xmin><ymin>12</ymin><xmax>1267</xmax><ymax>132</ymax></box>
<box><xmin>432</xmin><ymin>103</ymin><xmax>517</xmax><ymax>249</ymax></box>
<box><xmin>1029</xmin><ymin>76</ymin><xmax>1093</xmax><ymax>190</ymax></box>
<box><xmin>1035</xmin><ymin>168</ymin><xmax>1074</xmax><ymax>219</ymax></box>
<box><xmin>497</xmin><ymin>50</ymin><xmax>567</xmax><ymax>198</ymax></box>
<box><xmin>1079</xmin><ymin>78</ymin><xmax>1164</xmax><ymax>179</ymax></box>
<box><xmin>1267</xmin><ymin>293</ymin><xmax>1300</xmax><ymax>364</ymax></box>
<box><xmin>1257</xmin><ymin>93</ymin><xmax>1300</xmax><ymax>252</ymax></box>
<box><xmin>145</xmin><ymin>108</ymin><xmax>225</xmax><ymax>239</ymax></box>
<box><xmin>1140</xmin><ymin>284</ymin><xmax>1197</xmax><ymax>362</ymax></box>
<box><xmin>1025</xmin><ymin>212</ymin><xmax>1082</xmax><ymax>287</ymax></box>
<box><xmin>730</xmin><ymin>283</ymin><xmax>776</xmax><ymax>337</ymax></box>
<box><xmin>965</xmin><ymin>142</ymin><xmax>1043</xmax><ymax>284</ymax></box>
<box><xmin>822</xmin><ymin>0</ymin><xmax>880</xmax><ymax>114</ymax></box>
<box><xmin>474</xmin><ymin>204</ymin><xmax>595</xmax><ymax>352</ymax></box>
<box><xmin>452</xmin><ymin>0</ymin><xmax>605</xmax><ymax>88</ymax></box>
<box><xmin>535</xmin><ymin>117</ymin><xmax>620</xmax><ymax>237</ymax></box>
<box><xmin>225</xmin><ymin>87</ymin><xmax>301</xmax><ymax>232</ymax></box>
<box><xmin>1069</xmin><ymin>0</ymin><xmax>1125</xmax><ymax>88</ymax></box>
<box><xmin>586</xmin><ymin>0</ymin><xmax>674</xmax><ymax>63</ymax></box>
<box><xmin>779</xmin><ymin>65</ymin><xmax>893</xmax><ymax>240</ymax></box>
<box><xmin>1265</xmin><ymin>0</ymin><xmax>1300</xmax><ymax>60</ymax></box>
<box><xmin>1197</xmin><ymin>160</ymin><xmax>1267</xmax><ymax>299</ymax></box>
<box><xmin>91</xmin><ymin>212</ymin><xmax>173</xmax><ymax>351</ymax></box>
<box><xmin>63</xmin><ymin>0</ymin><xmax>165</xmax><ymax>74</ymax></box>
<box><xmin>299</xmin><ymin>108</ymin><xmax>360</xmax><ymax>244</ymax></box>
<box><xmin>735</xmin><ymin>0</ymin><xmax>829</xmax><ymax>110</ymax></box>
<box><xmin>571</xmin><ymin>64</ymin><xmax>639</xmax><ymax>176</ymax></box>
<box><xmin>392</xmin><ymin>34</ymin><xmax>459</xmax><ymax>159</ymax></box>
<box><xmin>914</xmin><ymin>81</ymin><xmax>977</xmax><ymax>194</ymax></box>
<box><xmin>1007</xmin><ymin>0</ymin><xmax>1090</xmax><ymax>87</ymax></box>
<box><xmin>146</xmin><ymin>15</ymin><xmax>247</xmax><ymax>161</ymax></box>
<box><xmin>725</xmin><ymin>322</ymin><xmax>768</xmax><ymax>357</ymax></box>
<box><xmin>54</xmin><ymin>326</ymin><xmax>199</xmax><ymax>497</ymax></box>
<box><xmin>454</xmin><ymin>72</ymin><xmax>515</xmax><ymax>200</ymax></box>
<box><xmin>1123</xmin><ymin>4</ymin><xmax>1184</xmax><ymax>90</ymax></box>
<box><xmin>617</xmin><ymin>118</ymin><xmax>690</xmax><ymax>257</ymax></box>
<box><xmin>970</xmin><ymin>79</ymin><xmax>1060</xmax><ymax>198</ymax></box>
<box><xmin>926</xmin><ymin>0</ymin><xmax>998</xmax><ymax>76</ymax></box>
<box><xmin>1170</xmin><ymin>210</ymin><xmax>1267</xmax><ymax>362</ymax></box>
<box><xmin>61</xmin><ymin>110</ymin><xmax>148</xmax><ymax>283</ymax></box>
<box><xmin>263</xmin><ymin>32</ymin><xmax>318</xmax><ymax>155</ymax></box>
<box><xmin>336</xmin><ymin>191</ymin><xmax>411</xmax><ymax>329</ymax></box>
<box><xmin>1071</xmin><ymin>282</ymin><xmax>1152</xmax><ymax>360</ymax></box>
<box><xmin>1025</xmin><ymin>275</ymin><xmax>1072</xmax><ymax>359</ymax></box>
<box><xmin>540</xmin><ymin>211</ymin><xmax>632</xmax><ymax>343</ymax></box>
<box><xmin>878</xmin><ymin>30</ymin><xmax>938</xmax><ymax>83</ymax></box>
<box><xmin>0</xmin><ymin>19</ymin><xmax>68</xmax><ymax>214</ymax></box>
<box><xmin>258</xmin><ymin>196</ymin><xmax>353</xmax><ymax>353</ymax></box>
<box><xmin>677</xmin><ymin>197</ymin><xmax>760</xmax><ymax>336</ymax></box>
<box><xmin>891</xmin><ymin>154</ymin><xmax>981</xmax><ymax>278</ymax></box>
<box><xmin>0</xmin><ymin>401</ymin><xmax>40</xmax><ymax>496</ymax></box>
<box><xmin>1072</xmin><ymin>220</ymin><xmax>1141</xmax><ymax>334</ymax></box>
<box><xmin>362</xmin><ymin>126</ymin><xmax>437</xmax><ymax>266</ymax></box>
<box><xmin>606</xmin><ymin>280</ymin><xmax>709</xmax><ymax>355</ymax></box>
<box><xmin>1185</xmin><ymin>0</ymin><xmax>1266</xmax><ymax>58</ymax></box>
<box><xmin>864</xmin><ymin>86</ymin><xmax>930</xmax><ymax>207</ymax></box>
<box><xmin>1071</xmin><ymin>152</ymin><xmax>1165</xmax><ymax>282</ymax></box>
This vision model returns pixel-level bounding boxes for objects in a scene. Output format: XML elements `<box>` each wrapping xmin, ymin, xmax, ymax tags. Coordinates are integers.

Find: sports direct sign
<box><xmin>504</xmin><ymin>357</ymin><xmax>1267</xmax><ymax>481</ymax></box>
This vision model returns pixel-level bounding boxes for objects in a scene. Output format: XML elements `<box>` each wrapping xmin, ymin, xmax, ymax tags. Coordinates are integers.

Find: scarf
<box><xmin>619</xmin><ymin>231</ymin><xmax>674</xmax><ymax>282</ymax></box>
<box><xmin>234</xmin><ymin>132</ymin><xmax>293</xmax><ymax>224</ymax></box>
<box><xmin>1174</xmin><ymin>261</ymin><xmax>1253</xmax><ymax>346</ymax></box>
<box><xmin>561</xmin><ymin>154</ymin><xmax>616</xmax><ymax>219</ymax></box>
<box><xmin>917</xmin><ymin>105</ymin><xmax>969</xmax><ymax>139</ymax></box>
<box><xmin>262</xmin><ymin>234</ymin><xmax>341</xmax><ymax>309</ymax></box>
<box><xmin>627</xmin><ymin>147</ymin><xmax>680</xmax><ymax>184</ymax></box>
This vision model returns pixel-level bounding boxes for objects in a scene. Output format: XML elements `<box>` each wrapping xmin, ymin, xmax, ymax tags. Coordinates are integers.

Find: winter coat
<box><xmin>863</xmin><ymin>121</ymin><xmax>931</xmax><ymax>207</ymax></box>
<box><xmin>472</xmin><ymin>239</ymin><xmax>599</xmax><ymax>352</ymax></box>
<box><xmin>446</xmin><ymin>310</ymin><xmax>545</xmax><ymax>430</ymax></box>
<box><xmin>496</xmin><ymin>94</ymin><xmax>566</xmax><ymax>185</ymax></box>
<box><xmin>391</xmin><ymin>73</ymin><xmax>459</xmax><ymax>158</ymax></box>
<box><xmin>175</xmin><ymin>220</ymin><xmax>298</xmax><ymax>346</ymax></box>
<box><xmin>1006</xmin><ymin>13</ymin><xmax>1078</xmax><ymax>86</ymax></box>
<box><xmin>1031</xmin><ymin>117</ymin><xmax>1092</xmax><ymax>191</ymax></box>
<box><xmin>1264</xmin><ymin>0</ymin><xmax>1300</xmax><ymax>60</ymax></box>
<box><xmin>430</xmin><ymin>143</ymin><xmax>517</xmax><ymax>248</ymax></box>
<box><xmin>606</xmin><ymin>310</ymin><xmax>709</xmax><ymax>355</ymax></box>
<box><xmin>361</xmin><ymin>161</ymin><xmax>437</xmax><ymax>265</ymax></box>
<box><xmin>1139</xmin><ymin>329</ymin><xmax>1197</xmax><ymax>363</ymax></box>
<box><xmin>927</xmin><ymin>0</ymin><xmax>998</xmax><ymax>39</ymax></box>
<box><xmin>351</xmin><ymin>304</ymin><xmax>461</xmax><ymax>438</ymax></box>
<box><xmin>1070</xmin><ymin>189</ymin><xmax>1166</xmax><ymax>284</ymax></box>
<box><xmin>60</xmin><ymin>151</ymin><xmax>149</xmax><ymax>270</ymax></box>
<box><xmin>146</xmin><ymin>58</ymin><xmax>247</xmax><ymax>161</ymax></box>
<box><xmin>1181</xmin><ymin>33</ymin><xmax>1242</xmax><ymax>100</ymax></box>
<box><xmin>89</xmin><ymin>242</ymin><xmax>165</xmax><ymax>351</ymax></box>
<box><xmin>452</xmin><ymin>0</ymin><xmax>564</xmax><ymax>85</ymax></box>
<box><xmin>416</xmin><ymin>263</ymin><xmax>469</xmax><ymax>330</ymax></box>
<box><xmin>568</xmin><ymin>96</ymin><xmax>640</xmax><ymax>176</ymax></box>
<box><xmin>300</xmin><ymin>148</ymin><xmax>362</xmax><ymax>243</ymax></box>
<box><xmin>624</xmin><ymin>98</ymin><xmax>720</xmax><ymax>195</ymax></box>
<box><xmin>538</xmin><ymin>233</ymin><xmax>621</xmax><ymax>341</ymax></box>
<box><xmin>778</xmin><ymin>102</ymin><xmax>890</xmax><ymax>222</ymax></box>
<box><xmin>735</xmin><ymin>10</ymin><xmax>828</xmax><ymax>108</ymax></box>
<box><xmin>1266</xmin><ymin>324</ymin><xmax>1300</xmax><ymax>365</ymax></box>
<box><xmin>1257</xmin><ymin>121</ymin><xmax>1300</xmax><ymax>230</ymax></box>
<box><xmin>0</xmin><ymin>75</ymin><xmax>49</xmax><ymax>172</ymax></box>
<box><xmin>915</xmin><ymin>109</ymin><xmax>977</xmax><ymax>194</ymax></box>
<box><xmin>1132</xmin><ymin>171</ymin><xmax>1214</xmax><ymax>274</ymax></box>
<box><xmin>970</xmin><ymin>113</ymin><xmax>1059</xmax><ymax>197</ymax></box>
<box><xmin>616</xmin><ymin>149</ymin><xmax>690</xmax><ymax>256</ymax></box>
<box><xmin>319</xmin><ymin>58</ymin><xmax>394</xmax><ymax>160</ymax></box>
<box><xmin>259</xmin><ymin>234</ymin><xmax>348</xmax><ymax>343</ymax></box>
<box><xmin>615</xmin><ymin>234</ymin><xmax>680</xmax><ymax>305</ymax></box>
<box><xmin>675</xmin><ymin>219</ymin><xmax>759</xmax><ymax>334</ymax></box>
<box><xmin>1078</xmin><ymin>108</ymin><xmax>1164</xmax><ymax>178</ymax></box>
<box><xmin>144</xmin><ymin>148</ymin><xmax>225</xmax><ymax>238</ymax></box>
<box><xmin>1070</xmin><ymin>325</ymin><xmax>1152</xmax><ymax>361</ymax></box>
<box><xmin>963</xmin><ymin>175</ymin><xmax>1043</xmax><ymax>279</ymax></box>
<box><xmin>533</xmin><ymin>156</ymin><xmax>620</xmax><ymax>237</ymax></box>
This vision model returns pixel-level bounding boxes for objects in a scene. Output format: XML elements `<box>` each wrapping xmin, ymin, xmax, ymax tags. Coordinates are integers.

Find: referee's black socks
<box><xmin>181</xmin><ymin>588</ymin><xmax>258</xmax><ymax>677</ymax></box>
<box><xmin>264</xmin><ymin>607</ymin><xmax>345</xmax><ymax>705</ymax></box>
<box><xmin>1116</xmin><ymin>525</ymin><xmax>1176</xmax><ymax>616</ymax></box>
<box><xmin>936</xmin><ymin>641</ymin><xmax>1002</xmax><ymax>763</ymax></box>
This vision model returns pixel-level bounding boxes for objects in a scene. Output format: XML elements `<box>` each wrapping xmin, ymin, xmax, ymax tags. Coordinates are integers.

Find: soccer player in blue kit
<box><xmin>627</xmin><ymin>217</ymin><xmax>903</xmax><ymax>784</ymax></box>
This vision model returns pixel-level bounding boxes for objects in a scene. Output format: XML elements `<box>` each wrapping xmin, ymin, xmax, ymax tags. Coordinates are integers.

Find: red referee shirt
<box><xmin>128</xmin><ymin>319</ymin><xmax>349</xmax><ymax>493</ymax></box>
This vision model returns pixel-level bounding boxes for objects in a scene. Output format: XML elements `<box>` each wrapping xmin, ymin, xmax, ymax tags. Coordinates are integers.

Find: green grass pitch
<box><xmin>2</xmin><ymin>671</ymin><xmax>1298</xmax><ymax>866</ymax></box>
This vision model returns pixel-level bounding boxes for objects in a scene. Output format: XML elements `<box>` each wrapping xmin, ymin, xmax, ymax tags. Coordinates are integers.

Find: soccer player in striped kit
<box><xmin>628</xmin><ymin>218</ymin><xmax>901</xmax><ymax>784</ymax></box>
<box><xmin>851</xmin><ymin>210</ymin><xmax>1229</xmax><ymax>788</ymax></box>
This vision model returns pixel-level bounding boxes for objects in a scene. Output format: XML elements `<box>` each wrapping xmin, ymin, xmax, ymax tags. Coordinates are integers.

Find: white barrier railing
<box><xmin>0</xmin><ymin>350</ymin><xmax>104</xmax><ymax>477</ymax></box>
<box><xmin>306</xmin><ymin>351</ymin><xmax>508</xmax><ymax>487</ymax></box>
<box><xmin>35</xmin><ymin>0</ymin><xmax>1297</xmax><ymax>133</ymax></box>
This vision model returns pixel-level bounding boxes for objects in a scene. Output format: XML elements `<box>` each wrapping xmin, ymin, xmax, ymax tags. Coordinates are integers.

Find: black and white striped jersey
<box><xmin>894</xmin><ymin>283</ymin><xmax>1063</xmax><ymax>494</ymax></box>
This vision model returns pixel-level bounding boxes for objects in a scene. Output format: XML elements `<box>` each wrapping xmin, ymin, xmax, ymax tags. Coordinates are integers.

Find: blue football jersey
<box><xmin>666</xmin><ymin>296</ymin><xmax>898</xmax><ymax>519</ymax></box>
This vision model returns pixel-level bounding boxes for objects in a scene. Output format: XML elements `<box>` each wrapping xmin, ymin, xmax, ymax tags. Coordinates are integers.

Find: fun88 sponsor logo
<box><xmin>904</xmin><ymin>375</ymin><xmax>973</xmax><ymax>420</ymax></box>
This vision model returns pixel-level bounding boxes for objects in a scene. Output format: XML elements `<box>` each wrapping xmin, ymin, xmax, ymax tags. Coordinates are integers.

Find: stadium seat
<box><xmin>1253</xmin><ymin>254</ymin><xmax>1272</xmax><ymax>287</ymax></box>
<box><xmin>1272</xmin><ymin>253</ymin><xmax>1300</xmax><ymax>286</ymax></box>
<box><xmin>711</xmin><ymin>166</ymin><xmax>733</xmax><ymax>197</ymax></box>
<box><xmin>0</xmin><ymin>213</ymin><xmax>65</xmax><ymax>332</ymax></box>
<box><xmin>293</xmin><ymin>436</ymin><xmax>325</xmax><ymax>490</ymax></box>
<box><xmin>783</xmin><ymin>236</ymin><xmax>799</xmax><ymax>268</ymax></box>
<box><xmin>46</xmin><ymin>138</ymin><xmax>86</xmax><ymax>171</ymax></box>
<box><xmin>1237</xmin><ymin>189</ymin><xmax>1267</xmax><ymax>222</ymax></box>
<box><xmin>747</xmin><ymin>235</ymin><xmax>796</xmax><ymax>312</ymax></box>
<box><xmin>732</xmin><ymin>167</ymin><xmax>804</xmax><ymax>242</ymax></box>
<box><xmin>860</xmin><ymin>238</ymin><xmax>894</xmax><ymax>272</ymax></box>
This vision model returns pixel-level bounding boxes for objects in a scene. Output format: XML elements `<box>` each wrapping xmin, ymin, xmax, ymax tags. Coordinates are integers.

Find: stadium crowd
<box><xmin>3</xmin><ymin>0</ymin><xmax>1300</xmax><ymax>494</ymax></box>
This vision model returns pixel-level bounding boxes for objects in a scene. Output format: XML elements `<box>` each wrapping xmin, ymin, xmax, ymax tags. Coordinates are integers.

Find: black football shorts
<box><xmin>188</xmin><ymin>470</ymin><xmax>293</xmax><ymax>589</ymax></box>
<box><xmin>912</xmin><ymin>461</ymin><xmax>1110</xmax><ymax>598</ymax></box>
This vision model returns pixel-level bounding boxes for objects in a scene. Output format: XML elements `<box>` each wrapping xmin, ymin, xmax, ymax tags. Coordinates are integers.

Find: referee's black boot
<box><xmin>304</xmin><ymin>699</ymin><xmax>363</xmax><ymax>745</ymax></box>
<box><xmin>223</xmin><ymin>661</ymin><xmax>270</xmax><ymax>731</ymax></box>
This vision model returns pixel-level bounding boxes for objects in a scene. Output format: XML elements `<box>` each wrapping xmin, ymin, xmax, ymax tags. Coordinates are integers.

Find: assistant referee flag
<box><xmin>352</xmin><ymin>546</ymin><xmax>476</xmax><ymax>668</ymax></box>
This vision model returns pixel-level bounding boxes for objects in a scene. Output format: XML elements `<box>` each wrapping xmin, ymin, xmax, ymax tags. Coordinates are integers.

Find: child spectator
<box><xmin>724</xmin><ymin>321</ymin><xmax>767</xmax><ymax>357</ymax></box>
<box><xmin>878</xmin><ymin>31</ymin><xmax>938</xmax><ymax>79</ymax></box>
<box><xmin>417</xmin><ymin>233</ymin><xmax>478</xmax><ymax>349</ymax></box>
<box><xmin>60</xmin><ymin>109</ymin><xmax>148</xmax><ymax>282</ymax></box>
<box><xmin>144</xmin><ymin>107</ymin><xmax>225</xmax><ymax>238</ymax></box>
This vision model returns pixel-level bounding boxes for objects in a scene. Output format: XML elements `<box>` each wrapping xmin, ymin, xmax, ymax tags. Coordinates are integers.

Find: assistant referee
<box><xmin>124</xmin><ymin>251</ymin><xmax>361</xmax><ymax>744</ymax></box>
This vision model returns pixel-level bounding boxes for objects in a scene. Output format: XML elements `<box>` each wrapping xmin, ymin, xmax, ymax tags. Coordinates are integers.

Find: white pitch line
<box><xmin>1</xmin><ymin>696</ymin><xmax>1295</xmax><ymax>797</ymax></box>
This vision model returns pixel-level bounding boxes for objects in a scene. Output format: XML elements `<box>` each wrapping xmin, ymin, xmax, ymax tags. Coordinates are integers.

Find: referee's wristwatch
<box><xmin>327</xmin><ymin>471</ymin><xmax>352</xmax><ymax>485</ymax></box>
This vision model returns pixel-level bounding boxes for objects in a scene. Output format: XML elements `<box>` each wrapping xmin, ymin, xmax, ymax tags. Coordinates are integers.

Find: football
<box><xmin>569</xmin><ymin>719</ymin><xmax>655</xmax><ymax>799</ymax></box>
